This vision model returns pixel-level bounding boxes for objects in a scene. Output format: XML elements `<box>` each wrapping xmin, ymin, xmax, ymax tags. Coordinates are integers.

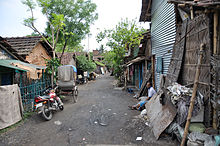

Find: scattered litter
<box><xmin>188</xmin><ymin>132</ymin><xmax>215</xmax><ymax>146</ymax></box>
<box><xmin>133</xmin><ymin>94</ymin><xmax>138</xmax><ymax>98</ymax></box>
<box><xmin>189</xmin><ymin>123</ymin><xmax>205</xmax><ymax>133</ymax></box>
<box><xmin>82</xmin><ymin>138</ymin><xmax>86</xmax><ymax>141</ymax></box>
<box><xmin>166</xmin><ymin>122</ymin><xmax>184</xmax><ymax>142</ymax></box>
<box><xmin>89</xmin><ymin>111</ymin><xmax>92</xmax><ymax>113</ymax></box>
<box><xmin>113</xmin><ymin>113</ymin><xmax>117</xmax><ymax>115</ymax></box>
<box><xmin>68</xmin><ymin>128</ymin><xmax>72</xmax><ymax>131</ymax></box>
<box><xmin>140</xmin><ymin>109</ymin><xmax>147</xmax><ymax>116</ymax></box>
<box><xmin>145</xmin><ymin>122</ymin><xmax>149</xmax><ymax>126</ymax></box>
<box><xmin>114</xmin><ymin>87</ymin><xmax>124</xmax><ymax>90</ymax></box>
<box><xmin>124</xmin><ymin>113</ymin><xmax>128</xmax><ymax>116</ymax></box>
<box><xmin>136</xmin><ymin>137</ymin><xmax>142</xmax><ymax>141</ymax></box>
<box><xmin>94</xmin><ymin>121</ymin><xmax>98</xmax><ymax>124</ymax></box>
<box><xmin>120</xmin><ymin>128</ymin><xmax>123</xmax><ymax>131</ymax></box>
<box><xmin>99</xmin><ymin>114</ymin><xmax>108</xmax><ymax>126</ymax></box>
<box><xmin>215</xmin><ymin>135</ymin><xmax>220</xmax><ymax>146</ymax></box>
<box><xmin>108</xmin><ymin>109</ymin><xmax>112</xmax><ymax>111</ymax></box>
<box><xmin>99</xmin><ymin>122</ymin><xmax>108</xmax><ymax>126</ymax></box>
<box><xmin>54</xmin><ymin>120</ymin><xmax>62</xmax><ymax>125</ymax></box>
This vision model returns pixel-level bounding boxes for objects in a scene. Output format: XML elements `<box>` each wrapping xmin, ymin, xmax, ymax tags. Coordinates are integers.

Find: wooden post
<box><xmin>125</xmin><ymin>67</ymin><xmax>127</xmax><ymax>90</ymax></box>
<box><xmin>213</xmin><ymin>11</ymin><xmax>218</xmax><ymax>55</ymax></box>
<box><xmin>151</xmin><ymin>55</ymin><xmax>156</xmax><ymax>89</ymax></box>
<box><xmin>213</xmin><ymin>10</ymin><xmax>218</xmax><ymax>129</ymax></box>
<box><xmin>180</xmin><ymin>44</ymin><xmax>205</xmax><ymax>146</ymax></box>
<box><xmin>190</xmin><ymin>6</ymin><xmax>194</xmax><ymax>19</ymax></box>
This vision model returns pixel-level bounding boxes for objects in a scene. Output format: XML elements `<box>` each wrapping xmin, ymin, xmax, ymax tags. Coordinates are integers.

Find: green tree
<box><xmin>76</xmin><ymin>55</ymin><xmax>96</xmax><ymax>72</ymax></box>
<box><xmin>22</xmin><ymin>0</ymin><xmax>65</xmax><ymax>58</ymax></box>
<box><xmin>22</xmin><ymin>0</ymin><xmax>98</xmax><ymax>86</ymax></box>
<box><xmin>96</xmin><ymin>19</ymin><xmax>146</xmax><ymax>77</ymax></box>
<box><xmin>22</xmin><ymin>0</ymin><xmax>65</xmax><ymax>87</ymax></box>
<box><xmin>44</xmin><ymin>0</ymin><xmax>98</xmax><ymax>51</ymax></box>
<box><xmin>45</xmin><ymin>58</ymin><xmax>61</xmax><ymax>82</ymax></box>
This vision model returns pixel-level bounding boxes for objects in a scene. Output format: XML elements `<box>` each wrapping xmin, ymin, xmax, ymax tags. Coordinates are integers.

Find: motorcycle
<box><xmin>34</xmin><ymin>88</ymin><xmax>64</xmax><ymax>121</ymax></box>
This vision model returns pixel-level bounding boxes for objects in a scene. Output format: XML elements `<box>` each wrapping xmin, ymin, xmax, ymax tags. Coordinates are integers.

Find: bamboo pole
<box><xmin>213</xmin><ymin>11</ymin><xmax>218</xmax><ymax>55</ymax></box>
<box><xmin>180</xmin><ymin>44</ymin><xmax>205</xmax><ymax>146</ymax></box>
<box><xmin>190</xmin><ymin>6</ymin><xmax>194</xmax><ymax>19</ymax></box>
<box><xmin>213</xmin><ymin>10</ymin><xmax>218</xmax><ymax>129</ymax></box>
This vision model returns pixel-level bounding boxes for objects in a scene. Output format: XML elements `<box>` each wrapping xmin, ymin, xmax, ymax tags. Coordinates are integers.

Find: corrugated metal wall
<box><xmin>151</xmin><ymin>0</ymin><xmax>176</xmax><ymax>90</ymax></box>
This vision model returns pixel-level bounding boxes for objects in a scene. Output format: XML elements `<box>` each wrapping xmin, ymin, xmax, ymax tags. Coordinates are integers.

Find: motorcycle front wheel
<box><xmin>59</xmin><ymin>105</ymin><xmax>64</xmax><ymax>111</ymax></box>
<box><xmin>41</xmin><ymin>105</ymin><xmax>53</xmax><ymax>121</ymax></box>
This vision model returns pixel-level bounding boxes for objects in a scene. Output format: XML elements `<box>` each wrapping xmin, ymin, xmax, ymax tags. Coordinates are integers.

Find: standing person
<box><xmin>128</xmin><ymin>82</ymin><xmax>156</xmax><ymax>111</ymax></box>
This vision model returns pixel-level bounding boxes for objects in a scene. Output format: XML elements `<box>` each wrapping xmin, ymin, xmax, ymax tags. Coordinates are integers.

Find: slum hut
<box><xmin>92</xmin><ymin>50</ymin><xmax>106</xmax><ymax>74</ymax></box>
<box><xmin>57</xmin><ymin>52</ymin><xmax>77</xmax><ymax>67</ymax></box>
<box><xmin>124</xmin><ymin>32</ymin><xmax>151</xmax><ymax>93</ymax></box>
<box><xmin>167</xmin><ymin>0</ymin><xmax>220</xmax><ymax>129</ymax></box>
<box><xmin>139</xmin><ymin>0</ymin><xmax>176</xmax><ymax>90</ymax></box>
<box><xmin>5</xmin><ymin>36</ymin><xmax>53</xmax><ymax>67</ymax></box>
<box><xmin>0</xmin><ymin>37</ymin><xmax>27</xmax><ymax>85</ymax></box>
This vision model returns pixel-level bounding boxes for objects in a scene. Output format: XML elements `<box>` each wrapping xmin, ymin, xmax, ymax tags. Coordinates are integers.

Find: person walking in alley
<box><xmin>128</xmin><ymin>82</ymin><xmax>156</xmax><ymax>111</ymax></box>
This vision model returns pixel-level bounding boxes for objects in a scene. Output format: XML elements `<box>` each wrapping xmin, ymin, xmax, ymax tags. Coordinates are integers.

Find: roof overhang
<box><xmin>0</xmin><ymin>59</ymin><xmax>46</xmax><ymax>72</ymax></box>
<box><xmin>0</xmin><ymin>60</ymin><xmax>27</xmax><ymax>72</ymax></box>
<box><xmin>168</xmin><ymin>0</ymin><xmax>220</xmax><ymax>9</ymax></box>
<box><xmin>126</xmin><ymin>56</ymin><xmax>146</xmax><ymax>66</ymax></box>
<box><xmin>139</xmin><ymin>0</ymin><xmax>152</xmax><ymax>22</ymax></box>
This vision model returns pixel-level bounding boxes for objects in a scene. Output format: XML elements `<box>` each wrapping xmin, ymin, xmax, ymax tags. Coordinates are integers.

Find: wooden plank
<box><xmin>165</xmin><ymin>19</ymin><xmax>188</xmax><ymax>87</ymax></box>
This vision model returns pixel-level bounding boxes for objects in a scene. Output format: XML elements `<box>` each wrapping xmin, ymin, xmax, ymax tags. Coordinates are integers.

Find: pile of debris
<box><xmin>143</xmin><ymin>82</ymin><xmax>220</xmax><ymax>145</ymax></box>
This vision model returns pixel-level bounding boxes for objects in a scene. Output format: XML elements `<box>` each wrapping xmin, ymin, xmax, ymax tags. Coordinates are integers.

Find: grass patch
<box><xmin>0</xmin><ymin>111</ymin><xmax>34</xmax><ymax>134</ymax></box>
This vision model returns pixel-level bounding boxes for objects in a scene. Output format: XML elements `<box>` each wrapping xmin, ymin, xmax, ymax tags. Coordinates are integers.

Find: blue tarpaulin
<box><xmin>63</xmin><ymin>65</ymin><xmax>77</xmax><ymax>72</ymax></box>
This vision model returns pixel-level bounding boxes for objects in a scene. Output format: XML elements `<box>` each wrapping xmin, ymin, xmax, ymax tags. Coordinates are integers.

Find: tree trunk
<box><xmin>59</xmin><ymin>38</ymin><xmax>68</xmax><ymax>63</ymax></box>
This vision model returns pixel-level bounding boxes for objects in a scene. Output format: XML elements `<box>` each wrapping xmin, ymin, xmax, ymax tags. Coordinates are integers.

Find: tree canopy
<box><xmin>96</xmin><ymin>19</ymin><xmax>146</xmax><ymax>77</ymax></box>
<box><xmin>44</xmin><ymin>0</ymin><xmax>98</xmax><ymax>51</ymax></box>
<box><xmin>22</xmin><ymin>0</ymin><xmax>98</xmax><ymax>52</ymax></box>
<box><xmin>76</xmin><ymin>55</ymin><xmax>96</xmax><ymax>72</ymax></box>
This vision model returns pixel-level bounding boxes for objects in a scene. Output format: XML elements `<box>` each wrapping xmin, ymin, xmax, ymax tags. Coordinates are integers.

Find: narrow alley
<box><xmin>0</xmin><ymin>75</ymin><xmax>176</xmax><ymax>146</ymax></box>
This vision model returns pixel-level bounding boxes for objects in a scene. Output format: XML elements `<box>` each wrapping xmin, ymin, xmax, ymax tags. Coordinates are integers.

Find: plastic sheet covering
<box><xmin>167</xmin><ymin>83</ymin><xmax>204</xmax><ymax>125</ymax></box>
<box><xmin>0</xmin><ymin>84</ymin><xmax>23</xmax><ymax>129</ymax></box>
<box><xmin>188</xmin><ymin>132</ymin><xmax>215</xmax><ymax>146</ymax></box>
<box><xmin>58</xmin><ymin>65</ymin><xmax>74</xmax><ymax>82</ymax></box>
<box><xmin>166</xmin><ymin>122</ymin><xmax>184</xmax><ymax>142</ymax></box>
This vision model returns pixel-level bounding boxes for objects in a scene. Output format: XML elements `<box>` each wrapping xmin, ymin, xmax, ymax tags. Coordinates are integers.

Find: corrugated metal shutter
<box><xmin>151</xmin><ymin>0</ymin><xmax>176</xmax><ymax>90</ymax></box>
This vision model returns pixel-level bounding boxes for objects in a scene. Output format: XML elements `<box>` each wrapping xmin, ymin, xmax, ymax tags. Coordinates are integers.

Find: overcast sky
<box><xmin>0</xmin><ymin>0</ymin><xmax>149</xmax><ymax>51</ymax></box>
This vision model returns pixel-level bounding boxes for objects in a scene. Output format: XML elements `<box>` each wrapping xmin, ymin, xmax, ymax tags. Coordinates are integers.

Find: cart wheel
<box><xmin>75</xmin><ymin>87</ymin><xmax>78</xmax><ymax>96</ymax></box>
<box><xmin>72</xmin><ymin>90</ymin><xmax>77</xmax><ymax>103</ymax></box>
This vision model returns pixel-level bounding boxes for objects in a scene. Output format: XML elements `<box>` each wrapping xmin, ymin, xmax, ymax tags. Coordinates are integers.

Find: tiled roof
<box><xmin>5</xmin><ymin>36</ymin><xmax>52</xmax><ymax>57</ymax></box>
<box><xmin>0</xmin><ymin>37</ymin><xmax>24</xmax><ymax>61</ymax></box>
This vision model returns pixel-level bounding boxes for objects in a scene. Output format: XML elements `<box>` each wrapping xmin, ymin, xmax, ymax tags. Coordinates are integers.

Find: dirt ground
<box><xmin>0</xmin><ymin>74</ymin><xmax>178</xmax><ymax>146</ymax></box>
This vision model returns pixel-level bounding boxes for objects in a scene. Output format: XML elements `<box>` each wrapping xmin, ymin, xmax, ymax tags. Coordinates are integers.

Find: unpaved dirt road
<box><xmin>0</xmin><ymin>75</ymin><xmax>177</xmax><ymax>146</ymax></box>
